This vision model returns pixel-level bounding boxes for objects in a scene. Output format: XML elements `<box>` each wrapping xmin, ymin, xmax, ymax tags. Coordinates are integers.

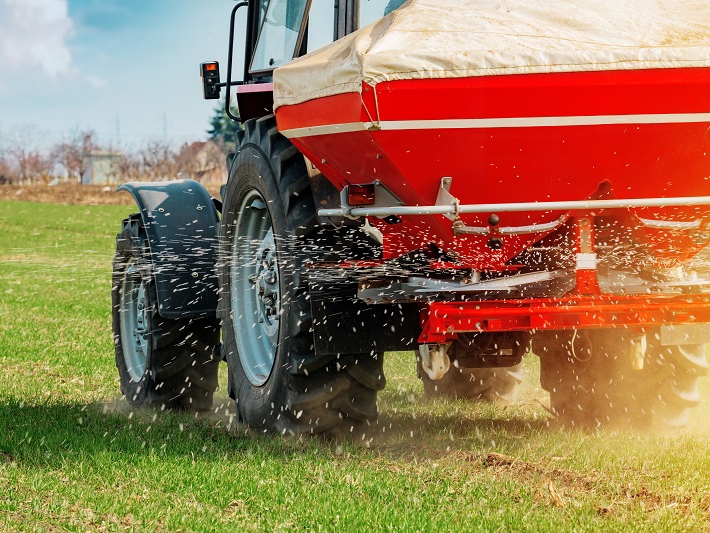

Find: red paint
<box><xmin>418</xmin><ymin>294</ymin><xmax>710</xmax><ymax>343</ymax></box>
<box><xmin>276</xmin><ymin>68</ymin><xmax>710</xmax><ymax>269</ymax></box>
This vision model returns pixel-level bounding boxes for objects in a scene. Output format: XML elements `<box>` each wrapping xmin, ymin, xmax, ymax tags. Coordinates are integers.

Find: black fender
<box><xmin>117</xmin><ymin>179</ymin><xmax>219</xmax><ymax>319</ymax></box>
<box><xmin>308</xmin><ymin>277</ymin><xmax>421</xmax><ymax>355</ymax></box>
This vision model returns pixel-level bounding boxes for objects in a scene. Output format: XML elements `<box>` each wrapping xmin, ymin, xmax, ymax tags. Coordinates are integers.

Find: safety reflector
<box><xmin>347</xmin><ymin>184</ymin><xmax>376</xmax><ymax>206</ymax></box>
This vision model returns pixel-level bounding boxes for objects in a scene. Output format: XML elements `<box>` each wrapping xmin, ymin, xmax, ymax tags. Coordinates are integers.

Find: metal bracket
<box><xmin>630</xmin><ymin>334</ymin><xmax>647</xmax><ymax>370</ymax></box>
<box><xmin>358</xmin><ymin>270</ymin><xmax>573</xmax><ymax>303</ymax></box>
<box><xmin>435</xmin><ymin>177</ymin><xmax>459</xmax><ymax>221</ymax></box>
<box><xmin>452</xmin><ymin>215</ymin><xmax>567</xmax><ymax>236</ymax></box>
<box><xmin>436</xmin><ymin>177</ymin><xmax>566</xmax><ymax>235</ymax></box>
<box><xmin>419</xmin><ymin>343</ymin><xmax>451</xmax><ymax>380</ymax></box>
<box><xmin>638</xmin><ymin>217</ymin><xmax>702</xmax><ymax>230</ymax></box>
<box><xmin>340</xmin><ymin>180</ymin><xmax>404</xmax><ymax>219</ymax></box>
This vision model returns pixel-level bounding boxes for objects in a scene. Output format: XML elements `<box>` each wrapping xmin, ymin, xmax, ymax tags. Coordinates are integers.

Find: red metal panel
<box><xmin>275</xmin><ymin>68</ymin><xmax>710</xmax><ymax>268</ymax></box>
<box><xmin>419</xmin><ymin>295</ymin><xmax>710</xmax><ymax>343</ymax></box>
<box><xmin>374</xmin><ymin>68</ymin><xmax>710</xmax><ymax>120</ymax></box>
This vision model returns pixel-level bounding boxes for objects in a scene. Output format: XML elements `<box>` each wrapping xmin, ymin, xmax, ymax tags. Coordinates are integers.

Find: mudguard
<box><xmin>117</xmin><ymin>179</ymin><xmax>219</xmax><ymax>319</ymax></box>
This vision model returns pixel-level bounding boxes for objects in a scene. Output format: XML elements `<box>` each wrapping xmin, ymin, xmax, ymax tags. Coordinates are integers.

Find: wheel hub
<box><xmin>253</xmin><ymin>233</ymin><xmax>280</xmax><ymax>337</ymax></box>
<box><xmin>231</xmin><ymin>190</ymin><xmax>281</xmax><ymax>387</ymax></box>
<box><xmin>120</xmin><ymin>263</ymin><xmax>149</xmax><ymax>383</ymax></box>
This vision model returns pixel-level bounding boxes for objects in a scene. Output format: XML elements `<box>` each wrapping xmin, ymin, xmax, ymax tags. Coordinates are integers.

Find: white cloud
<box><xmin>0</xmin><ymin>0</ymin><xmax>74</xmax><ymax>78</ymax></box>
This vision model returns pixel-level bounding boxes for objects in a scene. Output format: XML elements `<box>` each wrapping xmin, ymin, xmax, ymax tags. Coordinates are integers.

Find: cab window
<box><xmin>358</xmin><ymin>0</ymin><xmax>406</xmax><ymax>28</ymax></box>
<box><xmin>306</xmin><ymin>0</ymin><xmax>336</xmax><ymax>53</ymax></box>
<box><xmin>250</xmin><ymin>0</ymin><xmax>310</xmax><ymax>72</ymax></box>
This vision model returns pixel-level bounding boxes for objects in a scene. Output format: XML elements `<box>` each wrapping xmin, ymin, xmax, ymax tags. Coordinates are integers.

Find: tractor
<box><xmin>113</xmin><ymin>0</ymin><xmax>710</xmax><ymax>434</ymax></box>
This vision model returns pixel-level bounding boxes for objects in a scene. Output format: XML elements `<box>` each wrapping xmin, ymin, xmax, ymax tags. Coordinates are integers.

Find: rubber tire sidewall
<box><xmin>221</xmin><ymin>144</ymin><xmax>296</xmax><ymax>431</ymax></box>
<box><xmin>113</xmin><ymin>226</ymin><xmax>153</xmax><ymax>407</ymax></box>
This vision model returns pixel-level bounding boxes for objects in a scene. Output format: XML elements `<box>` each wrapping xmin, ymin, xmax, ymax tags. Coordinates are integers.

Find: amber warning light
<box><xmin>201</xmin><ymin>62</ymin><xmax>221</xmax><ymax>100</ymax></box>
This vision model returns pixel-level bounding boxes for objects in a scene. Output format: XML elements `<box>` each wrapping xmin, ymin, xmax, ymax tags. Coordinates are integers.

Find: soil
<box><xmin>0</xmin><ymin>183</ymin><xmax>222</xmax><ymax>206</ymax></box>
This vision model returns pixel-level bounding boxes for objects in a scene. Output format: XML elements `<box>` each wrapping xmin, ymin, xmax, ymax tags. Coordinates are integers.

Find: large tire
<box><xmin>218</xmin><ymin>115</ymin><xmax>384</xmax><ymax>436</ymax></box>
<box><xmin>536</xmin><ymin>329</ymin><xmax>708</xmax><ymax>428</ymax></box>
<box><xmin>112</xmin><ymin>216</ymin><xmax>220</xmax><ymax>410</ymax></box>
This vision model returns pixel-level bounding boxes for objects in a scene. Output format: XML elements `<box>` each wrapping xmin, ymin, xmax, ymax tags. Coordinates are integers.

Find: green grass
<box><xmin>2</xmin><ymin>199</ymin><xmax>710</xmax><ymax>532</ymax></box>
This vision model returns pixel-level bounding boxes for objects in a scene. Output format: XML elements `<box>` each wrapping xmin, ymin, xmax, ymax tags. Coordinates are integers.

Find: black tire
<box><xmin>218</xmin><ymin>115</ymin><xmax>384</xmax><ymax>436</ymax></box>
<box><xmin>536</xmin><ymin>329</ymin><xmax>708</xmax><ymax>428</ymax></box>
<box><xmin>417</xmin><ymin>357</ymin><xmax>523</xmax><ymax>403</ymax></box>
<box><xmin>112</xmin><ymin>216</ymin><xmax>220</xmax><ymax>411</ymax></box>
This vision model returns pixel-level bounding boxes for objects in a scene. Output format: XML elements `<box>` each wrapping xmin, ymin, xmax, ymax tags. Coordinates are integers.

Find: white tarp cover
<box><xmin>273</xmin><ymin>0</ymin><xmax>710</xmax><ymax>109</ymax></box>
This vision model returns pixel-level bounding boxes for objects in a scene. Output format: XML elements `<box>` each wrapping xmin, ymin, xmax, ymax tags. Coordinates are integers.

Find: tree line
<box><xmin>0</xmin><ymin>103</ymin><xmax>241</xmax><ymax>185</ymax></box>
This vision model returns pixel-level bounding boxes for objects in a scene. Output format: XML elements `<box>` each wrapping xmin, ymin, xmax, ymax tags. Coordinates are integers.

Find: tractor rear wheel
<box><xmin>218</xmin><ymin>115</ymin><xmax>384</xmax><ymax>436</ymax></box>
<box><xmin>536</xmin><ymin>329</ymin><xmax>708</xmax><ymax>428</ymax></box>
<box><xmin>112</xmin><ymin>217</ymin><xmax>220</xmax><ymax>410</ymax></box>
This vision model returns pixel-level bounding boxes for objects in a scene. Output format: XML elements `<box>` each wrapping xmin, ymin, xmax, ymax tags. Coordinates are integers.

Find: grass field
<box><xmin>1</xmin><ymin>199</ymin><xmax>710</xmax><ymax>532</ymax></box>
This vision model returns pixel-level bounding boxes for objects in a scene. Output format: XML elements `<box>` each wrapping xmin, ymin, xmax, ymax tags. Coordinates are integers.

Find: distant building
<box><xmin>82</xmin><ymin>151</ymin><xmax>122</xmax><ymax>185</ymax></box>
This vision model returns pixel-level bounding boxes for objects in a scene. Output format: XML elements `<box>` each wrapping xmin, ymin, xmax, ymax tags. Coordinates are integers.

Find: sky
<box><xmin>0</xmin><ymin>0</ymin><xmax>247</xmax><ymax>152</ymax></box>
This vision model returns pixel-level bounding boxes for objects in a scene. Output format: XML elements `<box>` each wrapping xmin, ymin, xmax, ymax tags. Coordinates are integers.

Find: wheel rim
<box><xmin>120</xmin><ymin>260</ymin><xmax>149</xmax><ymax>383</ymax></box>
<box><xmin>232</xmin><ymin>189</ymin><xmax>280</xmax><ymax>387</ymax></box>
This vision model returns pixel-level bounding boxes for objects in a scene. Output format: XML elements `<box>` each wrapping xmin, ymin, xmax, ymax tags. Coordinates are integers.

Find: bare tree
<box><xmin>141</xmin><ymin>141</ymin><xmax>178</xmax><ymax>181</ymax></box>
<box><xmin>0</xmin><ymin>133</ymin><xmax>13</xmax><ymax>183</ymax></box>
<box><xmin>174</xmin><ymin>142</ymin><xmax>201</xmax><ymax>181</ymax></box>
<box><xmin>26</xmin><ymin>152</ymin><xmax>53</xmax><ymax>184</ymax></box>
<box><xmin>111</xmin><ymin>151</ymin><xmax>142</xmax><ymax>183</ymax></box>
<box><xmin>175</xmin><ymin>141</ymin><xmax>226</xmax><ymax>184</ymax></box>
<box><xmin>53</xmin><ymin>128</ymin><xmax>97</xmax><ymax>183</ymax></box>
<box><xmin>0</xmin><ymin>156</ymin><xmax>14</xmax><ymax>184</ymax></box>
<box><xmin>5</xmin><ymin>125</ymin><xmax>48</xmax><ymax>184</ymax></box>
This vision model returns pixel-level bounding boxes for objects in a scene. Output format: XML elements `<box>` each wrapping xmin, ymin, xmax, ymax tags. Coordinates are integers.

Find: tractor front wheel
<box><xmin>218</xmin><ymin>115</ymin><xmax>384</xmax><ymax>436</ymax></box>
<box><xmin>112</xmin><ymin>217</ymin><xmax>220</xmax><ymax>410</ymax></box>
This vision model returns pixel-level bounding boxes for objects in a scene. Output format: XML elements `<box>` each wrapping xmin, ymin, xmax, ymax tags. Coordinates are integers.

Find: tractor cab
<box><xmin>248</xmin><ymin>0</ymin><xmax>406</xmax><ymax>77</ymax></box>
<box><xmin>201</xmin><ymin>0</ymin><xmax>405</xmax><ymax>119</ymax></box>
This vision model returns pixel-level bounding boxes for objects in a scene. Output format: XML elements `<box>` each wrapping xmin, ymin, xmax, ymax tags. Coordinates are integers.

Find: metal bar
<box><xmin>419</xmin><ymin>295</ymin><xmax>710</xmax><ymax>340</ymax></box>
<box><xmin>637</xmin><ymin>217</ymin><xmax>702</xmax><ymax>230</ymax></box>
<box><xmin>225</xmin><ymin>1</ymin><xmax>249</xmax><ymax>122</ymax></box>
<box><xmin>216</xmin><ymin>81</ymin><xmax>245</xmax><ymax>88</ymax></box>
<box><xmin>318</xmin><ymin>195</ymin><xmax>710</xmax><ymax>219</ymax></box>
<box><xmin>453</xmin><ymin>216</ymin><xmax>566</xmax><ymax>236</ymax></box>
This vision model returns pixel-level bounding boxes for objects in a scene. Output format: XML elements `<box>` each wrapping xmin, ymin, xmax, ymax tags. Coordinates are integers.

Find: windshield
<box><xmin>358</xmin><ymin>0</ymin><xmax>406</xmax><ymax>28</ymax></box>
<box><xmin>250</xmin><ymin>0</ymin><xmax>310</xmax><ymax>72</ymax></box>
